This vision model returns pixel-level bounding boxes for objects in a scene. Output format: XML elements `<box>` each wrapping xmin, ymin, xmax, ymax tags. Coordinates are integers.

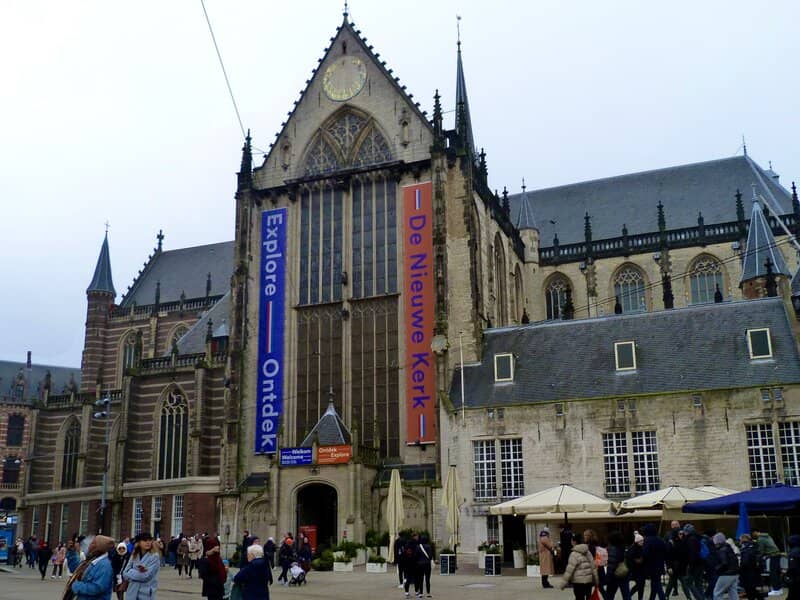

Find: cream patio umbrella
<box><xmin>441</xmin><ymin>465</ymin><xmax>464</xmax><ymax>551</ymax></box>
<box><xmin>619</xmin><ymin>485</ymin><xmax>719</xmax><ymax>511</ymax></box>
<box><xmin>489</xmin><ymin>484</ymin><xmax>613</xmax><ymax>524</ymax></box>
<box><xmin>386</xmin><ymin>469</ymin><xmax>405</xmax><ymax>562</ymax></box>
<box><xmin>694</xmin><ymin>485</ymin><xmax>740</xmax><ymax>497</ymax></box>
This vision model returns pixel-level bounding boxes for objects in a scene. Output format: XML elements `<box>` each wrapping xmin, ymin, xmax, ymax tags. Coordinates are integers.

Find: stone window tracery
<box><xmin>61</xmin><ymin>420</ymin><xmax>80</xmax><ymax>489</ymax></box>
<box><xmin>545</xmin><ymin>274</ymin><xmax>571</xmax><ymax>320</ymax></box>
<box><xmin>614</xmin><ymin>265</ymin><xmax>647</xmax><ymax>313</ymax></box>
<box><xmin>157</xmin><ymin>389</ymin><xmax>188</xmax><ymax>480</ymax></box>
<box><xmin>689</xmin><ymin>256</ymin><xmax>724</xmax><ymax>304</ymax></box>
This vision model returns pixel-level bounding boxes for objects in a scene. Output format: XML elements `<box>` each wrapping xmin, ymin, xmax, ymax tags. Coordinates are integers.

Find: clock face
<box><xmin>322</xmin><ymin>57</ymin><xmax>367</xmax><ymax>102</ymax></box>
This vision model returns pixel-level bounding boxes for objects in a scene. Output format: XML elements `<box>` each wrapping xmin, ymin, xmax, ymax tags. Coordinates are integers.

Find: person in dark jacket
<box><xmin>37</xmin><ymin>540</ymin><xmax>53</xmax><ymax>580</ymax></box>
<box><xmin>711</xmin><ymin>533</ymin><xmax>738</xmax><ymax>600</ymax></box>
<box><xmin>671</xmin><ymin>530</ymin><xmax>704</xmax><ymax>600</ymax></box>
<box><xmin>560</xmin><ymin>523</ymin><xmax>574</xmax><ymax>573</ymax></box>
<box><xmin>628</xmin><ymin>533</ymin><xmax>646</xmax><ymax>600</ymax></box>
<box><xmin>263</xmin><ymin>537</ymin><xmax>276</xmax><ymax>570</ymax></box>
<box><xmin>738</xmin><ymin>534</ymin><xmax>763</xmax><ymax>600</ymax></box>
<box><xmin>233</xmin><ymin>543</ymin><xmax>272</xmax><ymax>600</ymax></box>
<box><xmin>111</xmin><ymin>542</ymin><xmax>131</xmax><ymax>600</ymax></box>
<box><xmin>642</xmin><ymin>524</ymin><xmax>668</xmax><ymax>600</ymax></box>
<box><xmin>197</xmin><ymin>537</ymin><xmax>227</xmax><ymax>600</ymax></box>
<box><xmin>604</xmin><ymin>531</ymin><xmax>631</xmax><ymax>600</ymax></box>
<box><xmin>239</xmin><ymin>530</ymin><xmax>253</xmax><ymax>569</ymax></box>
<box><xmin>401</xmin><ymin>536</ymin><xmax>419</xmax><ymax>599</ymax></box>
<box><xmin>414</xmin><ymin>535</ymin><xmax>433</xmax><ymax>598</ymax></box>
<box><xmin>786</xmin><ymin>535</ymin><xmax>800</xmax><ymax>600</ymax></box>
<box><xmin>394</xmin><ymin>534</ymin><xmax>408</xmax><ymax>588</ymax></box>
<box><xmin>275</xmin><ymin>536</ymin><xmax>294</xmax><ymax>585</ymax></box>
<box><xmin>665</xmin><ymin>522</ymin><xmax>683</xmax><ymax>598</ymax></box>
<box><xmin>683</xmin><ymin>525</ymin><xmax>707</xmax><ymax>600</ymax></box>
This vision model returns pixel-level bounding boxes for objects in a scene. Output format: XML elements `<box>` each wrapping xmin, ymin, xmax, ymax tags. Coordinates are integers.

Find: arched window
<box><xmin>689</xmin><ymin>256</ymin><xmax>724</xmax><ymax>304</ymax></box>
<box><xmin>513</xmin><ymin>265</ymin><xmax>524</xmax><ymax>322</ymax></box>
<box><xmin>614</xmin><ymin>266</ymin><xmax>647</xmax><ymax>313</ymax></box>
<box><xmin>158</xmin><ymin>389</ymin><xmax>188</xmax><ymax>480</ymax></box>
<box><xmin>6</xmin><ymin>415</ymin><xmax>24</xmax><ymax>447</ymax></box>
<box><xmin>2</xmin><ymin>457</ymin><xmax>20</xmax><ymax>484</ymax></box>
<box><xmin>121</xmin><ymin>332</ymin><xmax>138</xmax><ymax>373</ymax></box>
<box><xmin>545</xmin><ymin>274</ymin><xmax>572</xmax><ymax>320</ymax></box>
<box><xmin>62</xmin><ymin>420</ymin><xmax>80</xmax><ymax>489</ymax></box>
<box><xmin>168</xmin><ymin>325</ymin><xmax>188</xmax><ymax>353</ymax></box>
<box><xmin>493</xmin><ymin>234</ymin><xmax>508</xmax><ymax>325</ymax></box>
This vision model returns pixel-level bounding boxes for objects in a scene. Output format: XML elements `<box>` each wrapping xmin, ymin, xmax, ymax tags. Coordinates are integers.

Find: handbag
<box><xmin>614</xmin><ymin>561</ymin><xmax>629</xmax><ymax>579</ymax></box>
<box><xmin>590</xmin><ymin>586</ymin><xmax>602</xmax><ymax>600</ymax></box>
<box><xmin>115</xmin><ymin>580</ymin><xmax>130</xmax><ymax>593</ymax></box>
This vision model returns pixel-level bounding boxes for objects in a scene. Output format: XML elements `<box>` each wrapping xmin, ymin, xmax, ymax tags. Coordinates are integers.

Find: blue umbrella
<box><xmin>735</xmin><ymin>502</ymin><xmax>750</xmax><ymax>539</ymax></box>
<box><xmin>683</xmin><ymin>482</ymin><xmax>800</xmax><ymax>516</ymax></box>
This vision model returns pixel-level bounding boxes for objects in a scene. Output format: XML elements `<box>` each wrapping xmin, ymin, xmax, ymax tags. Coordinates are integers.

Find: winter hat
<box><xmin>634</xmin><ymin>533</ymin><xmax>644</xmax><ymax>544</ymax></box>
<box><xmin>682</xmin><ymin>524</ymin><xmax>696</xmax><ymax>535</ymax></box>
<box><xmin>712</xmin><ymin>533</ymin><xmax>726</xmax><ymax>546</ymax></box>
<box><xmin>94</xmin><ymin>535</ymin><xmax>116</xmax><ymax>553</ymax></box>
<box><xmin>116</xmin><ymin>542</ymin><xmax>127</xmax><ymax>554</ymax></box>
<box><xmin>540</xmin><ymin>528</ymin><xmax>550</xmax><ymax>536</ymax></box>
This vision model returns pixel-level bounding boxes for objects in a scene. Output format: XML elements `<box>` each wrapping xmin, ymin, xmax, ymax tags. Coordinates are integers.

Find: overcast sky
<box><xmin>2</xmin><ymin>0</ymin><xmax>798</xmax><ymax>367</ymax></box>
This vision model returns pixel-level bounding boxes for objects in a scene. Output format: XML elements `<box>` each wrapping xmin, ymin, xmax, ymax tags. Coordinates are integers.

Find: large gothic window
<box><xmin>513</xmin><ymin>265</ymin><xmax>523</xmax><ymax>323</ymax></box>
<box><xmin>493</xmin><ymin>234</ymin><xmax>508</xmax><ymax>326</ymax></box>
<box><xmin>302</xmin><ymin>108</ymin><xmax>393</xmax><ymax>177</ymax></box>
<box><xmin>299</xmin><ymin>185</ymin><xmax>344</xmax><ymax>305</ymax></box>
<box><xmin>6</xmin><ymin>415</ymin><xmax>24</xmax><ymax>447</ymax></box>
<box><xmin>158</xmin><ymin>389</ymin><xmax>188</xmax><ymax>480</ymax></box>
<box><xmin>61</xmin><ymin>420</ymin><xmax>80</xmax><ymax>489</ymax></box>
<box><xmin>614</xmin><ymin>265</ymin><xmax>647</xmax><ymax>313</ymax></box>
<box><xmin>352</xmin><ymin>176</ymin><xmax>397</xmax><ymax>298</ymax></box>
<box><xmin>545</xmin><ymin>274</ymin><xmax>572</xmax><ymax>320</ymax></box>
<box><xmin>689</xmin><ymin>255</ymin><xmax>724</xmax><ymax>304</ymax></box>
<box><xmin>121</xmin><ymin>332</ymin><xmax>138</xmax><ymax>373</ymax></box>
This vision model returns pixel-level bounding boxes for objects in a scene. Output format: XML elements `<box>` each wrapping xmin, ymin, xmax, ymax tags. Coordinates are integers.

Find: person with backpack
<box><xmin>753</xmin><ymin>529</ymin><xmax>783</xmax><ymax>596</ymax></box>
<box><xmin>401</xmin><ymin>535</ymin><xmax>419</xmax><ymax>600</ymax></box>
<box><xmin>738</xmin><ymin>534</ymin><xmax>763</xmax><ymax>600</ymax></box>
<box><xmin>700</xmin><ymin>531</ymin><xmax>719</xmax><ymax>599</ymax></box>
<box><xmin>604</xmin><ymin>531</ymin><xmax>631</xmax><ymax>600</ymax></box>
<box><xmin>394</xmin><ymin>533</ymin><xmax>408</xmax><ymax>589</ymax></box>
<box><xmin>642</xmin><ymin>524</ymin><xmax>669</xmax><ymax>600</ymax></box>
<box><xmin>786</xmin><ymin>534</ymin><xmax>800</xmax><ymax>600</ymax></box>
<box><xmin>711</xmin><ymin>533</ymin><xmax>738</xmax><ymax>600</ymax></box>
<box><xmin>414</xmin><ymin>535</ymin><xmax>433</xmax><ymax>599</ymax></box>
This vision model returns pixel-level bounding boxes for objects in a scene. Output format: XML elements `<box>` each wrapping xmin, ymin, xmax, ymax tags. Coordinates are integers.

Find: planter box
<box><xmin>527</xmin><ymin>565</ymin><xmax>541</xmax><ymax>577</ymax></box>
<box><xmin>439</xmin><ymin>554</ymin><xmax>456</xmax><ymax>575</ymax></box>
<box><xmin>477</xmin><ymin>550</ymin><xmax>486</xmax><ymax>569</ymax></box>
<box><xmin>513</xmin><ymin>549</ymin><xmax>526</xmax><ymax>569</ymax></box>
<box><xmin>333</xmin><ymin>561</ymin><xmax>354</xmax><ymax>572</ymax></box>
<box><xmin>484</xmin><ymin>554</ymin><xmax>502</xmax><ymax>576</ymax></box>
<box><xmin>379</xmin><ymin>546</ymin><xmax>390</xmax><ymax>561</ymax></box>
<box><xmin>355</xmin><ymin>548</ymin><xmax>367</xmax><ymax>566</ymax></box>
<box><xmin>366</xmin><ymin>562</ymin><xmax>388</xmax><ymax>573</ymax></box>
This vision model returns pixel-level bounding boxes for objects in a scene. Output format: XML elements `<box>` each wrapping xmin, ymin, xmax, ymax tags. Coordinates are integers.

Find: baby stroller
<box><xmin>288</xmin><ymin>561</ymin><xmax>307</xmax><ymax>586</ymax></box>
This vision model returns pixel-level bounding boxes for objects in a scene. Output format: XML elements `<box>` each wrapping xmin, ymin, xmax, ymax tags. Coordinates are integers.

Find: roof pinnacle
<box><xmin>87</xmin><ymin>230</ymin><xmax>116</xmax><ymax>297</ymax></box>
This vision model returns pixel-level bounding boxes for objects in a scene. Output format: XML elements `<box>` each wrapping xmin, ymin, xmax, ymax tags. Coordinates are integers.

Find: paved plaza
<box><xmin>0</xmin><ymin>561</ymin><xmax>557</xmax><ymax>600</ymax></box>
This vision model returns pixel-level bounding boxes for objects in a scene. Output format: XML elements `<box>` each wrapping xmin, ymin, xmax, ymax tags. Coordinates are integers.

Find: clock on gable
<box><xmin>322</xmin><ymin>56</ymin><xmax>367</xmax><ymax>102</ymax></box>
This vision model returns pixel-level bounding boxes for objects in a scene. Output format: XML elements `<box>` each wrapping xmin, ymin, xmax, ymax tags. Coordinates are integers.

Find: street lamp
<box><xmin>93</xmin><ymin>397</ymin><xmax>111</xmax><ymax>534</ymax></box>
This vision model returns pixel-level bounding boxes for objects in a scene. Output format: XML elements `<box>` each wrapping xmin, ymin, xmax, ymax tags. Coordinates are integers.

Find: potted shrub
<box><xmin>366</xmin><ymin>554</ymin><xmax>387</xmax><ymax>573</ymax></box>
<box><xmin>312</xmin><ymin>549</ymin><xmax>334</xmax><ymax>572</ymax></box>
<box><xmin>333</xmin><ymin>555</ymin><xmax>353</xmax><ymax>572</ymax></box>
<box><xmin>513</xmin><ymin>542</ymin><xmax>526</xmax><ymax>569</ymax></box>
<box><xmin>438</xmin><ymin>546</ymin><xmax>456</xmax><ymax>575</ymax></box>
<box><xmin>477</xmin><ymin>541</ymin><xmax>488</xmax><ymax>569</ymax></box>
<box><xmin>526</xmin><ymin>553</ymin><xmax>541</xmax><ymax>577</ymax></box>
<box><xmin>333</xmin><ymin>541</ymin><xmax>358</xmax><ymax>572</ymax></box>
<box><xmin>484</xmin><ymin>542</ymin><xmax>502</xmax><ymax>576</ymax></box>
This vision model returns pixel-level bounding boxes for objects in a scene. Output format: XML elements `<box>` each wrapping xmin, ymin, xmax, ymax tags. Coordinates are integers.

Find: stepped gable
<box><xmin>173</xmin><ymin>291</ymin><xmax>231</xmax><ymax>355</ymax></box>
<box><xmin>451</xmin><ymin>297</ymin><xmax>800</xmax><ymax>408</ymax></box>
<box><xmin>508</xmin><ymin>156</ymin><xmax>792</xmax><ymax>246</ymax></box>
<box><xmin>300</xmin><ymin>398</ymin><xmax>352</xmax><ymax>447</ymax></box>
<box><xmin>0</xmin><ymin>359</ymin><xmax>80</xmax><ymax>401</ymax></box>
<box><xmin>120</xmin><ymin>241</ymin><xmax>234</xmax><ymax>308</ymax></box>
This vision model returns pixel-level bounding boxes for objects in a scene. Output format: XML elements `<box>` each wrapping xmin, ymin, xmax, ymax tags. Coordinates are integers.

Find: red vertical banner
<box><xmin>402</xmin><ymin>182</ymin><xmax>436</xmax><ymax>445</ymax></box>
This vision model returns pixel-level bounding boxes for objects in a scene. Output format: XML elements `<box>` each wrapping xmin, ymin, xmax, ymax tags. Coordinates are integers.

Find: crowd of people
<box><xmin>537</xmin><ymin>522</ymin><xmax>800</xmax><ymax>600</ymax></box>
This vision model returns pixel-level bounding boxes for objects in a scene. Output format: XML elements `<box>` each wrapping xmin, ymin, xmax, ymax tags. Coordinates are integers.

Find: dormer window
<box><xmin>614</xmin><ymin>341</ymin><xmax>637</xmax><ymax>371</ymax></box>
<box><xmin>747</xmin><ymin>328</ymin><xmax>772</xmax><ymax>359</ymax></box>
<box><xmin>494</xmin><ymin>353</ymin><xmax>514</xmax><ymax>382</ymax></box>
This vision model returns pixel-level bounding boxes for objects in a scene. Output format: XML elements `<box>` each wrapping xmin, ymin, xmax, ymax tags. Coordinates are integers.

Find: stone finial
<box><xmin>156</xmin><ymin>229</ymin><xmax>164</xmax><ymax>252</ymax></box>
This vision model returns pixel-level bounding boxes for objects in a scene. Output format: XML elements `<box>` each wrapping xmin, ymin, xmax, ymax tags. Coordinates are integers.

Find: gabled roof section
<box><xmin>455</xmin><ymin>39</ymin><xmax>476</xmax><ymax>159</ymax></box>
<box><xmin>300</xmin><ymin>398</ymin><xmax>352</xmax><ymax>447</ymax></box>
<box><xmin>173</xmin><ymin>291</ymin><xmax>231</xmax><ymax>355</ymax></box>
<box><xmin>508</xmin><ymin>156</ymin><xmax>793</xmax><ymax>246</ymax></box>
<box><xmin>87</xmin><ymin>232</ymin><xmax>116</xmax><ymax>296</ymax></box>
<box><xmin>0</xmin><ymin>358</ymin><xmax>80</xmax><ymax>403</ymax></box>
<box><xmin>450</xmin><ymin>298</ymin><xmax>800</xmax><ymax>408</ymax></box>
<box><xmin>740</xmin><ymin>190</ymin><xmax>791</xmax><ymax>284</ymax></box>
<box><xmin>120</xmin><ymin>241</ymin><xmax>234</xmax><ymax>308</ymax></box>
<box><xmin>258</xmin><ymin>14</ymin><xmax>432</xmax><ymax>172</ymax></box>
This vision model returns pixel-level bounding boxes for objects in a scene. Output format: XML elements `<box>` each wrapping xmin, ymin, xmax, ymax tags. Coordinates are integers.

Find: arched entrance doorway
<box><xmin>296</xmin><ymin>483</ymin><xmax>337</xmax><ymax>552</ymax></box>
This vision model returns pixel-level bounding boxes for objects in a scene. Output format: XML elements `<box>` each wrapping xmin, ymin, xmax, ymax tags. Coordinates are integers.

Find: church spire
<box><xmin>237</xmin><ymin>129</ymin><xmax>252</xmax><ymax>190</ymax></box>
<box><xmin>455</xmin><ymin>17</ymin><xmax>476</xmax><ymax>160</ymax></box>
<box><xmin>516</xmin><ymin>178</ymin><xmax>537</xmax><ymax>230</ymax></box>
<box><xmin>740</xmin><ymin>185</ymin><xmax>791</xmax><ymax>286</ymax></box>
<box><xmin>86</xmin><ymin>231</ymin><xmax>116</xmax><ymax>296</ymax></box>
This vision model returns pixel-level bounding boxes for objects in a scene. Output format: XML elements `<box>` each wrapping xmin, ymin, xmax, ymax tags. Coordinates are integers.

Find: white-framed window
<box><xmin>486</xmin><ymin>515</ymin><xmax>499</xmax><ymax>545</ymax></box>
<box><xmin>45</xmin><ymin>505</ymin><xmax>52</xmax><ymax>541</ymax></box>
<box><xmin>171</xmin><ymin>495</ymin><xmax>184</xmax><ymax>536</ymax></box>
<box><xmin>31</xmin><ymin>506</ymin><xmax>39</xmax><ymax>537</ymax></box>
<box><xmin>79</xmin><ymin>502</ymin><xmax>89</xmax><ymax>535</ymax></box>
<box><xmin>60</xmin><ymin>504</ymin><xmax>69</xmax><ymax>542</ymax></box>
<box><xmin>761</xmin><ymin>388</ymin><xmax>772</xmax><ymax>402</ymax></box>
<box><xmin>473</xmin><ymin>440</ymin><xmax>497</xmax><ymax>500</ymax></box>
<box><xmin>603</xmin><ymin>432</ymin><xmax>630</xmax><ymax>496</ymax></box>
<box><xmin>747</xmin><ymin>328</ymin><xmax>773</xmax><ymax>359</ymax></box>
<box><xmin>632</xmin><ymin>431</ymin><xmax>661</xmax><ymax>493</ymax></box>
<box><xmin>614</xmin><ymin>341</ymin><xmax>637</xmax><ymax>371</ymax></box>
<box><xmin>151</xmin><ymin>496</ymin><xmax>163</xmax><ymax>536</ymax></box>
<box><xmin>493</xmin><ymin>353</ymin><xmax>514</xmax><ymax>382</ymax></box>
<box><xmin>773</xmin><ymin>388</ymin><xmax>784</xmax><ymax>402</ymax></box>
<box><xmin>779</xmin><ymin>421</ymin><xmax>800</xmax><ymax>486</ymax></box>
<box><xmin>746</xmin><ymin>424</ymin><xmax>778</xmax><ymax>488</ymax></box>
<box><xmin>500</xmin><ymin>438</ymin><xmax>525</xmax><ymax>499</ymax></box>
<box><xmin>132</xmin><ymin>497</ymin><xmax>143</xmax><ymax>536</ymax></box>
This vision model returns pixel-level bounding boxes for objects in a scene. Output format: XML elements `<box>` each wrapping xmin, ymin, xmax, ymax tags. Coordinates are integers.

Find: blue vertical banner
<box><xmin>256</xmin><ymin>207</ymin><xmax>288</xmax><ymax>454</ymax></box>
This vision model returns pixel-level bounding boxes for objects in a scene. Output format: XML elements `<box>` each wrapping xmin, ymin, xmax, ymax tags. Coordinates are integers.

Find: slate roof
<box><xmin>120</xmin><ymin>241</ymin><xmax>234</xmax><ymax>308</ymax></box>
<box><xmin>740</xmin><ymin>194</ymin><xmax>791</xmax><ymax>283</ymax></box>
<box><xmin>508</xmin><ymin>156</ymin><xmax>793</xmax><ymax>246</ymax></box>
<box><xmin>300</xmin><ymin>401</ymin><xmax>352</xmax><ymax>447</ymax></box>
<box><xmin>0</xmin><ymin>359</ymin><xmax>81</xmax><ymax>404</ymax></box>
<box><xmin>174</xmin><ymin>291</ymin><xmax>231</xmax><ymax>355</ymax></box>
<box><xmin>86</xmin><ymin>233</ymin><xmax>116</xmax><ymax>296</ymax></box>
<box><xmin>450</xmin><ymin>298</ymin><xmax>800</xmax><ymax>408</ymax></box>
<box><xmin>791</xmin><ymin>267</ymin><xmax>800</xmax><ymax>297</ymax></box>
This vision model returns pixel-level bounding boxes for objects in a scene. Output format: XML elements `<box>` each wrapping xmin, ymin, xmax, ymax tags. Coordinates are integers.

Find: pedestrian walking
<box><xmin>786</xmin><ymin>535</ymin><xmax>800</xmax><ymax>600</ymax></box>
<box><xmin>276</xmin><ymin>535</ymin><xmax>294</xmax><ymax>585</ymax></box>
<box><xmin>111</xmin><ymin>542</ymin><xmax>131</xmax><ymax>600</ymax></box>
<box><xmin>38</xmin><ymin>540</ymin><xmax>53</xmax><ymax>580</ymax></box>
<box><xmin>628</xmin><ymin>533</ymin><xmax>646</xmax><ymax>600</ymax></box>
<box><xmin>188</xmin><ymin>534</ymin><xmax>203</xmax><ymax>579</ymax></box>
<box><xmin>401</xmin><ymin>535</ymin><xmax>419</xmax><ymax>599</ymax></box>
<box><xmin>753</xmin><ymin>529</ymin><xmax>783</xmax><ymax>596</ymax></box>
<box><xmin>122</xmin><ymin>532</ymin><xmax>161</xmax><ymax>600</ymax></box>
<box><xmin>264</xmin><ymin>537</ymin><xmax>276</xmax><ymax>570</ymax></box>
<box><xmin>414</xmin><ymin>534</ymin><xmax>433</xmax><ymax>598</ymax></box>
<box><xmin>233</xmin><ymin>544</ymin><xmax>273</xmax><ymax>600</ymax></box>
<box><xmin>604</xmin><ymin>531</ymin><xmax>631</xmax><ymax>600</ymax></box>
<box><xmin>558</xmin><ymin>532</ymin><xmax>599</xmax><ymax>600</ymax></box>
<box><xmin>68</xmin><ymin>535</ymin><xmax>116</xmax><ymax>600</ymax></box>
<box><xmin>176</xmin><ymin>535</ymin><xmax>190</xmax><ymax>577</ymax></box>
<box><xmin>738</xmin><ymin>534</ymin><xmax>763</xmax><ymax>600</ymax></box>
<box><xmin>711</xmin><ymin>533</ymin><xmax>738</xmax><ymax>600</ymax></box>
<box><xmin>198</xmin><ymin>537</ymin><xmax>227</xmax><ymax>600</ymax></box>
<box><xmin>53</xmin><ymin>542</ymin><xmax>67</xmax><ymax>578</ymax></box>
<box><xmin>642</xmin><ymin>523</ymin><xmax>669</xmax><ymax>600</ymax></box>
<box><xmin>539</xmin><ymin>528</ymin><xmax>556</xmax><ymax>589</ymax></box>
<box><xmin>394</xmin><ymin>533</ymin><xmax>408</xmax><ymax>589</ymax></box>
